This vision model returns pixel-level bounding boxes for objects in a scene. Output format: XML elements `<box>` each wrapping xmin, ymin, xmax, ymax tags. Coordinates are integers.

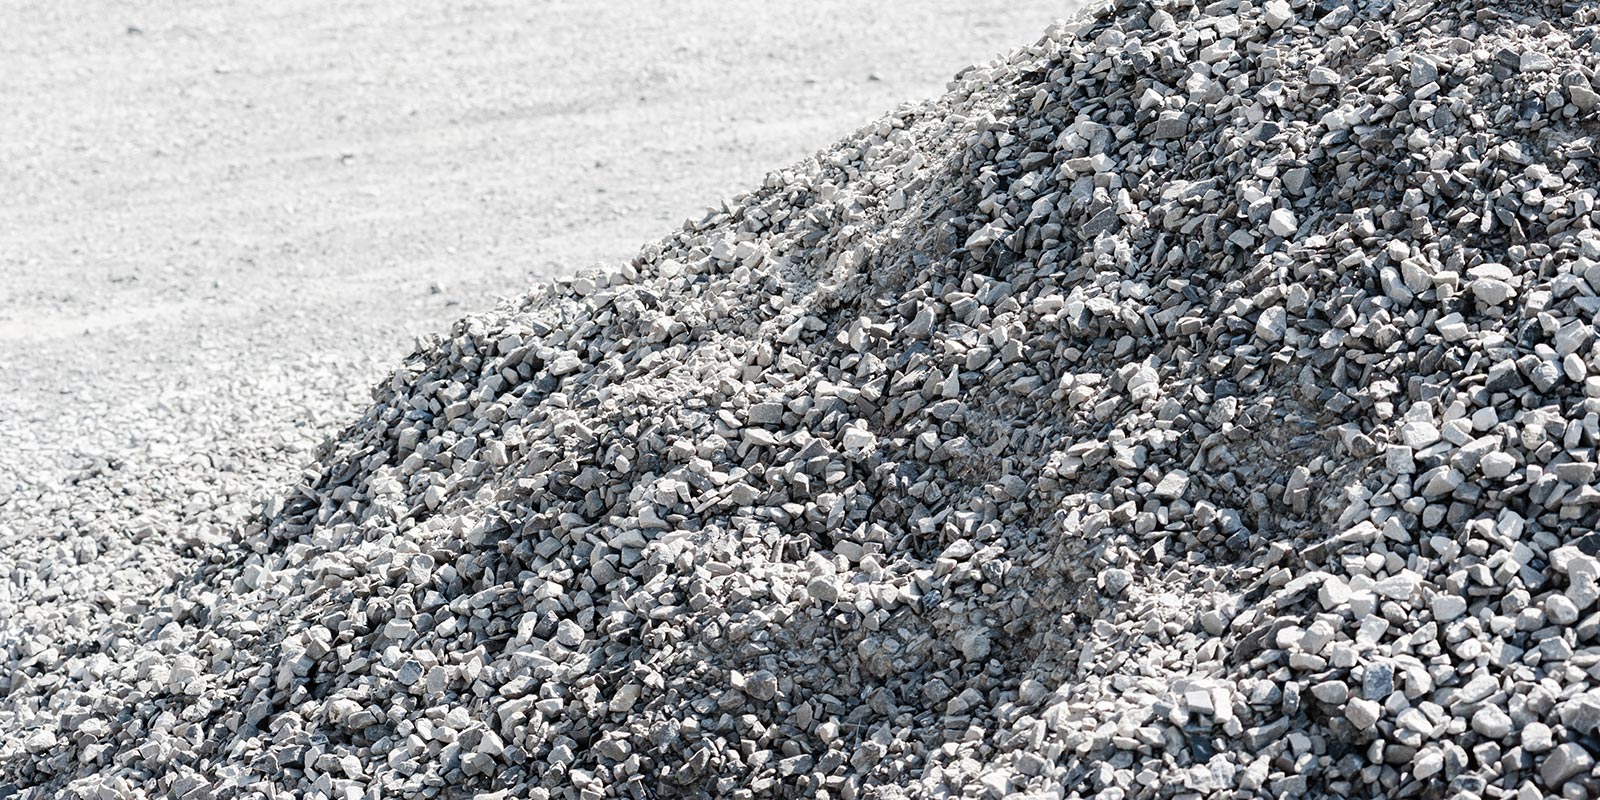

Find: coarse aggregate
<box><xmin>10</xmin><ymin>0</ymin><xmax>1600</xmax><ymax>798</ymax></box>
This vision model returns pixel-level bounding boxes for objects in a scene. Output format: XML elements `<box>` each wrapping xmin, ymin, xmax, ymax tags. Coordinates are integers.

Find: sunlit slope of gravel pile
<box><xmin>11</xmin><ymin>0</ymin><xmax>1600</xmax><ymax>797</ymax></box>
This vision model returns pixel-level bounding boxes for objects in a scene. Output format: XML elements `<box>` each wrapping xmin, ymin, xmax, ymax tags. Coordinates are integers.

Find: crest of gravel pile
<box><xmin>10</xmin><ymin>0</ymin><xmax>1600</xmax><ymax>797</ymax></box>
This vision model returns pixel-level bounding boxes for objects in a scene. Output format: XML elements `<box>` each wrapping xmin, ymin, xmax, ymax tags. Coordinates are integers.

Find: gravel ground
<box><xmin>28</xmin><ymin>2</ymin><xmax>1600</xmax><ymax>798</ymax></box>
<box><xmin>0</xmin><ymin>1</ymin><xmax>1072</xmax><ymax>629</ymax></box>
<box><xmin>1</xmin><ymin>0</ymin><xmax>1073</xmax><ymax>479</ymax></box>
<box><xmin>0</xmin><ymin>6</ymin><xmax>1074</xmax><ymax>793</ymax></box>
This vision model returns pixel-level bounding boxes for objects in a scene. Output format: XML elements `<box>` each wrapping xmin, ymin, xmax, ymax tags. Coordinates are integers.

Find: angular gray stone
<box><xmin>1542</xmin><ymin>743</ymin><xmax>1592</xmax><ymax>787</ymax></box>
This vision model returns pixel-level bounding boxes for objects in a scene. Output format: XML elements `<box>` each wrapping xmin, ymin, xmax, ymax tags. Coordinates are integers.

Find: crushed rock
<box><xmin>9</xmin><ymin>0</ymin><xmax>1600</xmax><ymax>798</ymax></box>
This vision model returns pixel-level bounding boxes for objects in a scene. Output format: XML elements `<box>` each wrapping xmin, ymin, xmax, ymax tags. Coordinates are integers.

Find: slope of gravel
<box><xmin>10</xmin><ymin>0</ymin><xmax>1600</xmax><ymax>798</ymax></box>
<box><xmin>0</xmin><ymin>0</ymin><xmax>1071</xmax><ymax>681</ymax></box>
<box><xmin>0</xmin><ymin>4</ymin><xmax>1071</xmax><ymax>797</ymax></box>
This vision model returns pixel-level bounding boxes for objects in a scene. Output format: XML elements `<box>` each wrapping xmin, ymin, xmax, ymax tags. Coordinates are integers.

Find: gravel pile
<box><xmin>9</xmin><ymin>0</ymin><xmax>1600</xmax><ymax>797</ymax></box>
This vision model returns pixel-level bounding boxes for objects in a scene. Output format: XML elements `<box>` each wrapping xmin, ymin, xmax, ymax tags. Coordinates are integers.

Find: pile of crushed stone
<box><xmin>9</xmin><ymin>0</ymin><xmax>1600</xmax><ymax>797</ymax></box>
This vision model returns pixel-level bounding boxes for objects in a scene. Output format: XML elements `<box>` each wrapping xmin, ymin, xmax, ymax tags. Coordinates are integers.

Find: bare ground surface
<box><xmin>0</xmin><ymin>0</ymin><xmax>1075</xmax><ymax>740</ymax></box>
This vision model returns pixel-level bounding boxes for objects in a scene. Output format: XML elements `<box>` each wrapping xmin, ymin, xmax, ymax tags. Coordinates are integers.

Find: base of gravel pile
<box><xmin>10</xmin><ymin>0</ymin><xmax>1600</xmax><ymax>798</ymax></box>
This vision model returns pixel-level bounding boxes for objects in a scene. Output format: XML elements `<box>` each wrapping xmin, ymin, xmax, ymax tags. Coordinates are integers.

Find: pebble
<box><xmin>1262</xmin><ymin>0</ymin><xmax>1292</xmax><ymax>28</ymax></box>
<box><xmin>1572</xmin><ymin>83</ymin><xmax>1600</xmax><ymax>111</ymax></box>
<box><xmin>1547</xmin><ymin>594</ymin><xmax>1580</xmax><ymax>626</ymax></box>
<box><xmin>1267</xmin><ymin>208</ymin><xmax>1297</xmax><ymax>238</ymax></box>
<box><xmin>1255</xmin><ymin>307</ymin><xmax>1287</xmax><ymax>343</ymax></box>
<box><xmin>1153</xmin><ymin>471</ymin><xmax>1190</xmax><ymax>499</ymax></box>
<box><xmin>1522</xmin><ymin>722</ymin><xmax>1554</xmax><ymax>753</ymax></box>
<box><xmin>1413</xmin><ymin>749</ymin><xmax>1444</xmax><ymax>780</ymax></box>
<box><xmin>1480</xmin><ymin>451</ymin><xmax>1516</xmax><ymax>478</ymax></box>
<box><xmin>1346</xmin><ymin>698</ymin><xmax>1382</xmax><ymax>730</ymax></box>
<box><xmin>807</xmin><ymin>575</ymin><xmax>841</xmax><ymax>604</ymax></box>
<box><xmin>1471</xmin><ymin>706</ymin><xmax>1513</xmax><ymax>739</ymax></box>
<box><xmin>1373</xmin><ymin>571</ymin><xmax>1420</xmax><ymax>600</ymax></box>
<box><xmin>1432</xmin><ymin>594</ymin><xmax>1468</xmax><ymax>622</ymax></box>
<box><xmin>1397</xmin><ymin>420</ymin><xmax>1440</xmax><ymax>449</ymax></box>
<box><xmin>1310</xmin><ymin>680</ymin><xmax>1348</xmax><ymax>704</ymax></box>
<box><xmin>1542</xmin><ymin>744</ymin><xmax>1592</xmax><ymax>787</ymax></box>
<box><xmin>1521</xmin><ymin>51</ymin><xmax>1556</xmax><ymax>72</ymax></box>
<box><xmin>1559</xmin><ymin>691</ymin><xmax>1600</xmax><ymax>735</ymax></box>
